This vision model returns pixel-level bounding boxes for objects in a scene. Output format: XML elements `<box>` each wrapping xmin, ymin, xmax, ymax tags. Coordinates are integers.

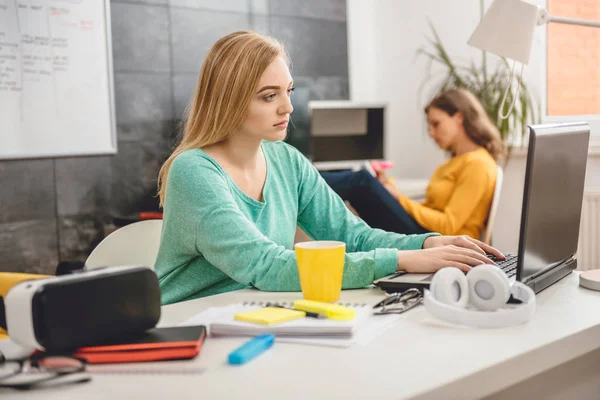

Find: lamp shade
<box><xmin>468</xmin><ymin>0</ymin><xmax>542</xmax><ymax>65</ymax></box>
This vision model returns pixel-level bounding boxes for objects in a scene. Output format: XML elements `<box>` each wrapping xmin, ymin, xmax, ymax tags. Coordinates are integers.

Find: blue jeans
<box><xmin>320</xmin><ymin>170</ymin><xmax>430</xmax><ymax>235</ymax></box>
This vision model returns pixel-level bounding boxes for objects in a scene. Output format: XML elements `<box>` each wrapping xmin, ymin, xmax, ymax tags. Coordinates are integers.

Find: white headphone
<box><xmin>423</xmin><ymin>265</ymin><xmax>536</xmax><ymax>328</ymax></box>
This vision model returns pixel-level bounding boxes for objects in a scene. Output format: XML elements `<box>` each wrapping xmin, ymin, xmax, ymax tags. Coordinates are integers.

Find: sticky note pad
<box><xmin>234</xmin><ymin>307</ymin><xmax>306</xmax><ymax>325</ymax></box>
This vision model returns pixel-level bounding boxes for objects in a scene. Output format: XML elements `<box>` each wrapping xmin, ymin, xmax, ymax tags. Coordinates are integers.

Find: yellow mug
<box><xmin>295</xmin><ymin>241</ymin><xmax>346</xmax><ymax>303</ymax></box>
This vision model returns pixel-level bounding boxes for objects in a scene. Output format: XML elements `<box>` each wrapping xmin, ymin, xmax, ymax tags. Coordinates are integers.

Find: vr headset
<box><xmin>3</xmin><ymin>266</ymin><xmax>161</xmax><ymax>351</ymax></box>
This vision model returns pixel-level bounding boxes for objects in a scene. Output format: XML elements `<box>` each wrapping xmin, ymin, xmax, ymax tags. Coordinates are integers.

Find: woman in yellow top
<box><xmin>320</xmin><ymin>88</ymin><xmax>504</xmax><ymax>239</ymax></box>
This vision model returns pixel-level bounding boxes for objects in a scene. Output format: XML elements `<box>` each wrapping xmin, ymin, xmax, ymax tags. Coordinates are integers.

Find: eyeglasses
<box><xmin>373</xmin><ymin>288</ymin><xmax>423</xmax><ymax>315</ymax></box>
<box><xmin>0</xmin><ymin>351</ymin><xmax>90</xmax><ymax>390</ymax></box>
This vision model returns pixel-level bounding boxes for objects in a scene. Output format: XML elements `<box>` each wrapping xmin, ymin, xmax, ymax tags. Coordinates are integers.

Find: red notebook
<box><xmin>72</xmin><ymin>325</ymin><xmax>206</xmax><ymax>364</ymax></box>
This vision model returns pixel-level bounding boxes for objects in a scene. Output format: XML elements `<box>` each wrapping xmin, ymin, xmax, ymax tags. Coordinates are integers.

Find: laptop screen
<box><xmin>518</xmin><ymin>123</ymin><xmax>590</xmax><ymax>282</ymax></box>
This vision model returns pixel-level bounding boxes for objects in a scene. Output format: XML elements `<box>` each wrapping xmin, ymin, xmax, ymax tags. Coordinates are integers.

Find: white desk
<box><xmin>3</xmin><ymin>272</ymin><xmax>600</xmax><ymax>399</ymax></box>
<box><xmin>395</xmin><ymin>178</ymin><xmax>428</xmax><ymax>199</ymax></box>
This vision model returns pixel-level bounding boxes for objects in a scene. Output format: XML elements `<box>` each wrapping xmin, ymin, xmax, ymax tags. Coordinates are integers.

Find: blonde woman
<box><xmin>154</xmin><ymin>31</ymin><xmax>504</xmax><ymax>305</ymax></box>
<box><xmin>322</xmin><ymin>89</ymin><xmax>503</xmax><ymax>239</ymax></box>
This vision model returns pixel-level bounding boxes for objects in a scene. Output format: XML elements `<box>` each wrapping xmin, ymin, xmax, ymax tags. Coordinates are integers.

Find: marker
<box><xmin>228</xmin><ymin>334</ymin><xmax>275</xmax><ymax>365</ymax></box>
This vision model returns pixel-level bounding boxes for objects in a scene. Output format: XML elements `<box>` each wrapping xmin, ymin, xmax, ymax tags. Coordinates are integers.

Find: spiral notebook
<box><xmin>179</xmin><ymin>301</ymin><xmax>401</xmax><ymax>348</ymax></box>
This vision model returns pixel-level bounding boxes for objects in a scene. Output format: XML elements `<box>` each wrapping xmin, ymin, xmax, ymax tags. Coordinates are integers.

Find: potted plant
<box><xmin>417</xmin><ymin>2</ymin><xmax>540</xmax><ymax>159</ymax></box>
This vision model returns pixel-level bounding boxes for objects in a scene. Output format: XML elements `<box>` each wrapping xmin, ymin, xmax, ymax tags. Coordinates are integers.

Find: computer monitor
<box><xmin>517</xmin><ymin>122</ymin><xmax>590</xmax><ymax>287</ymax></box>
<box><xmin>309</xmin><ymin>102</ymin><xmax>385</xmax><ymax>164</ymax></box>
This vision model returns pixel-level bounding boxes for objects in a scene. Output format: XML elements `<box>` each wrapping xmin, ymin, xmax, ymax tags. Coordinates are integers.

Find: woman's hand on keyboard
<box><xmin>396</xmin><ymin>236</ymin><xmax>506</xmax><ymax>273</ymax></box>
<box><xmin>423</xmin><ymin>235</ymin><xmax>505</xmax><ymax>259</ymax></box>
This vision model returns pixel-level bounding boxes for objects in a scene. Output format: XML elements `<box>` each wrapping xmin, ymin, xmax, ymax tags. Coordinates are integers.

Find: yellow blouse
<box><xmin>398</xmin><ymin>147</ymin><xmax>497</xmax><ymax>239</ymax></box>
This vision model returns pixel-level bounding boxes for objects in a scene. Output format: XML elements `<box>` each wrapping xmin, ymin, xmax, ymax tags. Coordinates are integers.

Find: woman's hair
<box><xmin>157</xmin><ymin>31</ymin><xmax>289</xmax><ymax>207</ymax></box>
<box><xmin>425</xmin><ymin>88</ymin><xmax>505</xmax><ymax>162</ymax></box>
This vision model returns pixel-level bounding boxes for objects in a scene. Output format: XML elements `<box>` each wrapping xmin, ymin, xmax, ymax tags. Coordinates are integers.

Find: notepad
<box><xmin>179</xmin><ymin>302</ymin><xmax>404</xmax><ymax>348</ymax></box>
<box><xmin>181</xmin><ymin>302</ymin><xmax>371</xmax><ymax>339</ymax></box>
<box><xmin>234</xmin><ymin>307</ymin><xmax>305</xmax><ymax>325</ymax></box>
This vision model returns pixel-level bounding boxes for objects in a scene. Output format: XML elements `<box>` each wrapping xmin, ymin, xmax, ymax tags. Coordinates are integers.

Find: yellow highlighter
<box><xmin>293</xmin><ymin>300</ymin><xmax>356</xmax><ymax>321</ymax></box>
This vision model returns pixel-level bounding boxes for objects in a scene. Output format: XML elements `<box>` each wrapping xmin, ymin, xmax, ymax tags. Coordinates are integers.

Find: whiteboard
<box><xmin>0</xmin><ymin>0</ymin><xmax>116</xmax><ymax>159</ymax></box>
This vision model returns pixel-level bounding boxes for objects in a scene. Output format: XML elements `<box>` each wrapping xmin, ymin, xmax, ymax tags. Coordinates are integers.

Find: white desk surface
<box><xmin>395</xmin><ymin>178</ymin><xmax>428</xmax><ymax>199</ymax></box>
<box><xmin>5</xmin><ymin>272</ymin><xmax>600</xmax><ymax>399</ymax></box>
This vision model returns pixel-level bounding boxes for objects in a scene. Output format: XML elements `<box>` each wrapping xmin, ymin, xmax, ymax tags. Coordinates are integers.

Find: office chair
<box><xmin>85</xmin><ymin>220</ymin><xmax>163</xmax><ymax>270</ymax></box>
<box><xmin>481</xmin><ymin>166</ymin><xmax>504</xmax><ymax>245</ymax></box>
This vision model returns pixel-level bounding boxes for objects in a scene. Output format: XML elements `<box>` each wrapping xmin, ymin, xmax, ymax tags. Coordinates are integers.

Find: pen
<box><xmin>228</xmin><ymin>334</ymin><xmax>275</xmax><ymax>365</ymax></box>
<box><xmin>265</xmin><ymin>304</ymin><xmax>327</xmax><ymax>319</ymax></box>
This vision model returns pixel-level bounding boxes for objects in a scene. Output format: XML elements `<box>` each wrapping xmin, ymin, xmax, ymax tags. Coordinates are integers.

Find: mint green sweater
<box><xmin>155</xmin><ymin>141</ymin><xmax>438</xmax><ymax>304</ymax></box>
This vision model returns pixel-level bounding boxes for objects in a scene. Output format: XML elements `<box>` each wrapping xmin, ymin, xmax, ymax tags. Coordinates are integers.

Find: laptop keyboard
<box><xmin>487</xmin><ymin>253</ymin><xmax>518</xmax><ymax>278</ymax></box>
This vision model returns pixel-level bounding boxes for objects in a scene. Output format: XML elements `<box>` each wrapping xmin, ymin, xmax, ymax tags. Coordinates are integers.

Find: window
<box><xmin>543</xmin><ymin>0</ymin><xmax>600</xmax><ymax>139</ymax></box>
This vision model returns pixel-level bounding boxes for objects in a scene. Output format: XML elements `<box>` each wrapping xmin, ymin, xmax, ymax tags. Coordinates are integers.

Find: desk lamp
<box><xmin>467</xmin><ymin>0</ymin><xmax>600</xmax><ymax>119</ymax></box>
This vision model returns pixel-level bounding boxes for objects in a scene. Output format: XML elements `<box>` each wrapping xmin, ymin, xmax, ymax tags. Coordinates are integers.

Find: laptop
<box><xmin>374</xmin><ymin>122</ymin><xmax>590</xmax><ymax>294</ymax></box>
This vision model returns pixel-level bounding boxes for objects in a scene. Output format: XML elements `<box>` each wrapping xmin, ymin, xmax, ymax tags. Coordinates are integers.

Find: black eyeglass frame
<box><xmin>373</xmin><ymin>288</ymin><xmax>423</xmax><ymax>315</ymax></box>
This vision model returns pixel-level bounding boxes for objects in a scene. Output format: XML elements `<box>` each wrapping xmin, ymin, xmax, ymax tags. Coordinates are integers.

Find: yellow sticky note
<box><xmin>234</xmin><ymin>307</ymin><xmax>305</xmax><ymax>325</ymax></box>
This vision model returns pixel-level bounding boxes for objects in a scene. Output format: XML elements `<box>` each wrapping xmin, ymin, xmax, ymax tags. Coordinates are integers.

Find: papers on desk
<box><xmin>179</xmin><ymin>303</ymin><xmax>402</xmax><ymax>348</ymax></box>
